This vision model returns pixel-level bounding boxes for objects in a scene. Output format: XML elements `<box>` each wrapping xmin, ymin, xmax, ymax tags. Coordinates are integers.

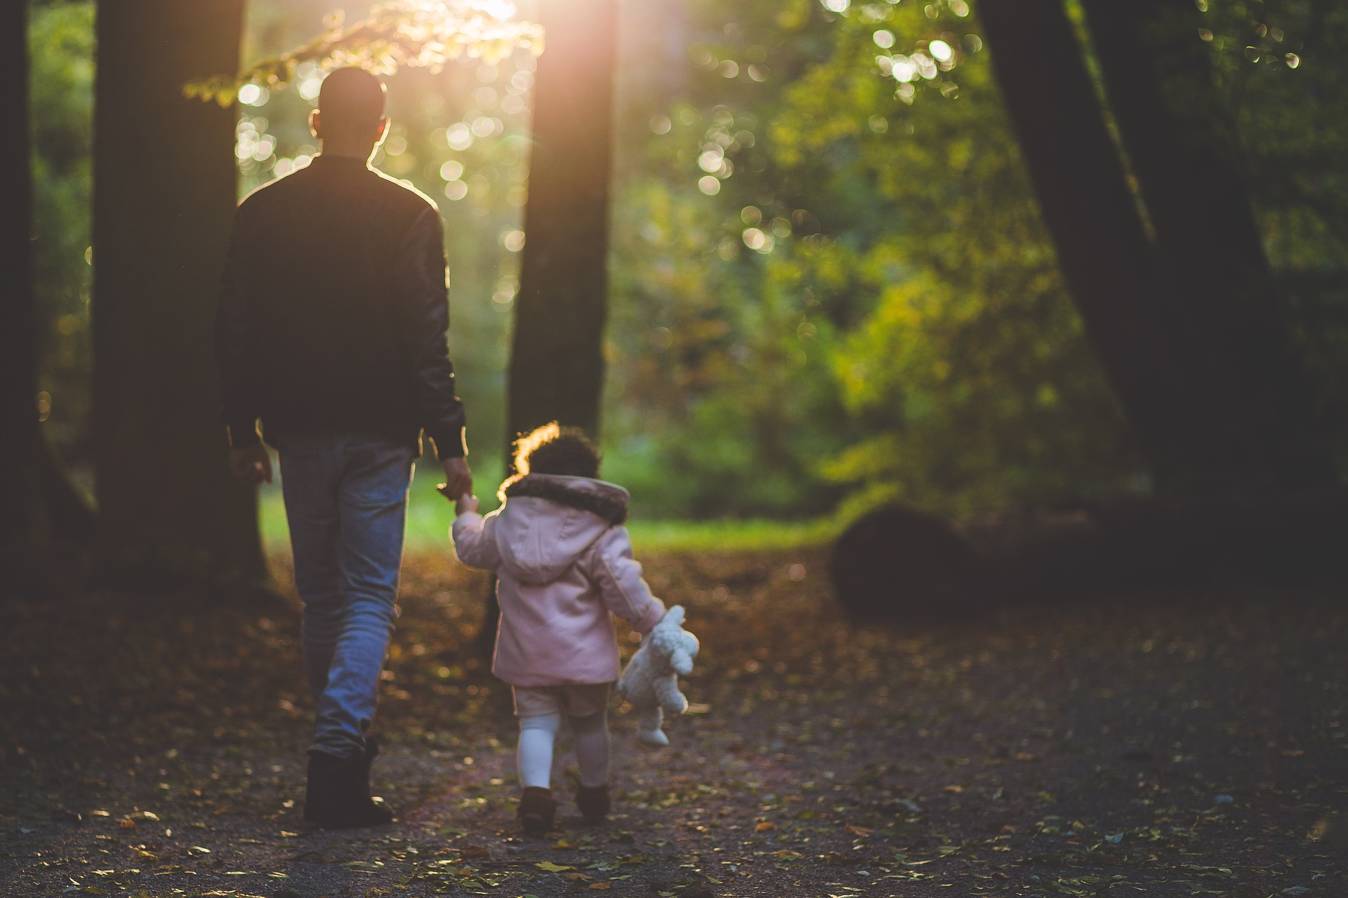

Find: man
<box><xmin>215</xmin><ymin>68</ymin><xmax>472</xmax><ymax>827</ymax></box>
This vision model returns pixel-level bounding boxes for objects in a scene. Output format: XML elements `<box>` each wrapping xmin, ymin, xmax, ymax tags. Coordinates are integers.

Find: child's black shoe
<box><xmin>518</xmin><ymin>787</ymin><xmax>556</xmax><ymax>835</ymax></box>
<box><xmin>576</xmin><ymin>784</ymin><xmax>610</xmax><ymax>823</ymax></box>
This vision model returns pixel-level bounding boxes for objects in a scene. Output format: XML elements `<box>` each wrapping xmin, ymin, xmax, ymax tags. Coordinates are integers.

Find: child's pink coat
<box><xmin>451</xmin><ymin>474</ymin><xmax>665</xmax><ymax>687</ymax></box>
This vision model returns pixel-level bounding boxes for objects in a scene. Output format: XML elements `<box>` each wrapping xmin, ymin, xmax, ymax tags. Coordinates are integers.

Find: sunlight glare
<box><xmin>462</xmin><ymin>0</ymin><xmax>518</xmax><ymax>20</ymax></box>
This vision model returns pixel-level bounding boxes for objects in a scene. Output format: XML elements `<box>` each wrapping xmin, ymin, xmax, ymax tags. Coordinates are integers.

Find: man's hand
<box><xmin>456</xmin><ymin>493</ymin><xmax>480</xmax><ymax>517</ymax></box>
<box><xmin>440</xmin><ymin>456</ymin><xmax>472</xmax><ymax>501</ymax></box>
<box><xmin>229</xmin><ymin>447</ymin><xmax>273</xmax><ymax>484</ymax></box>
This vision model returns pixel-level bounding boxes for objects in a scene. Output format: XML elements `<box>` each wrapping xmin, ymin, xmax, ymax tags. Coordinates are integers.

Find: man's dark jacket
<box><xmin>215</xmin><ymin>154</ymin><xmax>467</xmax><ymax>458</ymax></box>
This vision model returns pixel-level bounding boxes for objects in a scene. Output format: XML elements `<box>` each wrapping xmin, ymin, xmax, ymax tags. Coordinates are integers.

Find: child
<box><xmin>450</xmin><ymin>422</ymin><xmax>666</xmax><ymax>835</ymax></box>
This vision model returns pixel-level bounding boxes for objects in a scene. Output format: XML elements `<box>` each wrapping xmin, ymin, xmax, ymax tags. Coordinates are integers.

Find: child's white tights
<box><xmin>517</xmin><ymin>711</ymin><xmax>610</xmax><ymax>790</ymax></box>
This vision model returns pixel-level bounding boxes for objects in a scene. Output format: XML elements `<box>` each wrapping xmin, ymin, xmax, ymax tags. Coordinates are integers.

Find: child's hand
<box><xmin>455</xmin><ymin>493</ymin><xmax>479</xmax><ymax>516</ymax></box>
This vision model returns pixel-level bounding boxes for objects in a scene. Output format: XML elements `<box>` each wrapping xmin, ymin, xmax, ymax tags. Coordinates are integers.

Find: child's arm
<box><xmin>586</xmin><ymin>526</ymin><xmax>666</xmax><ymax>634</ymax></box>
<box><xmin>450</xmin><ymin>494</ymin><xmax>502</xmax><ymax>570</ymax></box>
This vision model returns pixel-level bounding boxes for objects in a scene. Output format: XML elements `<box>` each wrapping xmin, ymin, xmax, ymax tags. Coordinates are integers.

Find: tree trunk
<box><xmin>978</xmin><ymin>0</ymin><xmax>1230</xmax><ymax>492</ymax></box>
<box><xmin>2</xmin><ymin>3</ymin><xmax>97</xmax><ymax>592</ymax></box>
<box><xmin>0</xmin><ymin>0</ymin><xmax>43</xmax><ymax>564</ymax></box>
<box><xmin>505</xmin><ymin>0</ymin><xmax>618</xmax><ymax>445</ymax></box>
<box><xmin>483</xmin><ymin>0</ymin><xmax>620</xmax><ymax>653</ymax></box>
<box><xmin>1080</xmin><ymin>0</ymin><xmax>1334</xmax><ymax>490</ymax></box>
<box><xmin>93</xmin><ymin>0</ymin><xmax>264</xmax><ymax>588</ymax></box>
<box><xmin>39</xmin><ymin>432</ymin><xmax>96</xmax><ymax>544</ymax></box>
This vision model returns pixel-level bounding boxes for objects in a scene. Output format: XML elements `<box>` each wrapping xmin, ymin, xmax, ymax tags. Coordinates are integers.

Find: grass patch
<box><xmin>259</xmin><ymin>473</ymin><xmax>837</xmax><ymax>555</ymax></box>
<box><xmin>622</xmin><ymin>517</ymin><xmax>839</xmax><ymax>552</ymax></box>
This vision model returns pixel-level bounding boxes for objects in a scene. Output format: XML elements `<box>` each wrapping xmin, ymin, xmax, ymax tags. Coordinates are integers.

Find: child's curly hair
<box><xmin>499</xmin><ymin>422</ymin><xmax>601</xmax><ymax>500</ymax></box>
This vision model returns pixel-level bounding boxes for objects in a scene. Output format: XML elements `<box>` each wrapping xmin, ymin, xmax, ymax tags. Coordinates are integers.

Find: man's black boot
<box><xmin>361</xmin><ymin>735</ymin><xmax>380</xmax><ymax>795</ymax></box>
<box><xmin>304</xmin><ymin>748</ymin><xmax>394</xmax><ymax>828</ymax></box>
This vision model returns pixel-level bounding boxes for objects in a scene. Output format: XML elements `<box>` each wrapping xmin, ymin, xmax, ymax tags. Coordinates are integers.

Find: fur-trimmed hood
<box><xmin>492</xmin><ymin>474</ymin><xmax>630</xmax><ymax>584</ymax></box>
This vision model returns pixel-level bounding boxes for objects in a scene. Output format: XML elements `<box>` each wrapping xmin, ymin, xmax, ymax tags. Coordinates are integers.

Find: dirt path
<box><xmin>2</xmin><ymin>549</ymin><xmax>1345</xmax><ymax>897</ymax></box>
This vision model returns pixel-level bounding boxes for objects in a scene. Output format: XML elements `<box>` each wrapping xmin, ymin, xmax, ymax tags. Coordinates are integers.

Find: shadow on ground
<box><xmin>2</xmin><ymin>549</ymin><xmax>1345</xmax><ymax>896</ymax></box>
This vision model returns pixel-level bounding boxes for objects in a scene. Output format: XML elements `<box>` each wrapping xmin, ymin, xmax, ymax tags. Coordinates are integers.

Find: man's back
<box><xmin>217</xmin><ymin>155</ymin><xmax>465</xmax><ymax>457</ymax></box>
<box><xmin>216</xmin><ymin>67</ymin><xmax>471</xmax><ymax>830</ymax></box>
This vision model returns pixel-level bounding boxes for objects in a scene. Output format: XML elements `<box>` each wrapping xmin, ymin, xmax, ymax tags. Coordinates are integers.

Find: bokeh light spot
<box><xmin>446</xmin><ymin>123</ymin><xmax>474</xmax><ymax>151</ymax></box>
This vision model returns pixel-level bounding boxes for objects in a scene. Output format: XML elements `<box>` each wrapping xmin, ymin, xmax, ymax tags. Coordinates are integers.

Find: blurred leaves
<box><xmin>29</xmin><ymin>0</ymin><xmax>1348</xmax><ymax>520</ymax></box>
<box><xmin>184</xmin><ymin>0</ymin><xmax>544</xmax><ymax>105</ymax></box>
<box><xmin>607</xmin><ymin>0</ymin><xmax>1135</xmax><ymax>520</ymax></box>
<box><xmin>787</xmin><ymin>1</ymin><xmax>1140</xmax><ymax>516</ymax></box>
<box><xmin>28</xmin><ymin>1</ymin><xmax>95</xmax><ymax>453</ymax></box>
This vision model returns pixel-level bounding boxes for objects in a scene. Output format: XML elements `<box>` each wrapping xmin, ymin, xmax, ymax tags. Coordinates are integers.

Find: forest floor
<box><xmin>2</xmin><ymin>548</ymin><xmax>1346</xmax><ymax>897</ymax></box>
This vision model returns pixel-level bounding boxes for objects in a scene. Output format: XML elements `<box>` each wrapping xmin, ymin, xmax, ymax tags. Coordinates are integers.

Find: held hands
<box><xmin>437</xmin><ymin>456</ymin><xmax>474</xmax><ymax>514</ymax></box>
<box><xmin>440</xmin><ymin>456</ymin><xmax>472</xmax><ymax>500</ymax></box>
<box><xmin>228</xmin><ymin>447</ymin><xmax>273</xmax><ymax>484</ymax></box>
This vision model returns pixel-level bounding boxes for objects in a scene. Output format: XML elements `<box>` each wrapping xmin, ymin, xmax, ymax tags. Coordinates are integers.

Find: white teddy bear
<box><xmin>617</xmin><ymin>605</ymin><xmax>700</xmax><ymax>747</ymax></box>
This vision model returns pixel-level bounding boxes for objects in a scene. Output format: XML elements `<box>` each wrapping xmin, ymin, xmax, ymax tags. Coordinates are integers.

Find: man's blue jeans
<box><xmin>277</xmin><ymin>434</ymin><xmax>415</xmax><ymax>759</ymax></box>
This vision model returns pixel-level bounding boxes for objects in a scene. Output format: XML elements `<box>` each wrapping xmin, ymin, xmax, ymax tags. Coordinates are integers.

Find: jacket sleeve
<box><xmin>586</xmin><ymin>527</ymin><xmax>666</xmax><ymax>634</ymax></box>
<box><xmin>214</xmin><ymin>208</ymin><xmax>261</xmax><ymax>448</ymax></box>
<box><xmin>394</xmin><ymin>206</ymin><xmax>468</xmax><ymax>459</ymax></box>
<box><xmin>451</xmin><ymin>511</ymin><xmax>501</xmax><ymax>570</ymax></box>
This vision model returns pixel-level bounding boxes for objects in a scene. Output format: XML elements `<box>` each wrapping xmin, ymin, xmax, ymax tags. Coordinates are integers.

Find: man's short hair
<box><xmin>317</xmin><ymin>67</ymin><xmax>386</xmax><ymax>133</ymax></box>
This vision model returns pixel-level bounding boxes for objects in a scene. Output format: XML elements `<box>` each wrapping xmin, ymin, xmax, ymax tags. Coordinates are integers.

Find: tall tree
<box><xmin>0</xmin><ymin>0</ymin><xmax>42</xmax><ymax>566</ymax></box>
<box><xmin>1080</xmin><ymin>0</ymin><xmax>1333</xmax><ymax>490</ymax></box>
<box><xmin>978</xmin><ymin>0</ymin><xmax>1204</xmax><ymax>490</ymax></box>
<box><xmin>505</xmin><ymin>0</ymin><xmax>619</xmax><ymax>445</ymax></box>
<box><xmin>481</xmin><ymin>0</ymin><xmax>619</xmax><ymax>652</ymax></box>
<box><xmin>93</xmin><ymin>0</ymin><xmax>264</xmax><ymax>587</ymax></box>
<box><xmin>2</xmin><ymin>2</ymin><xmax>97</xmax><ymax>586</ymax></box>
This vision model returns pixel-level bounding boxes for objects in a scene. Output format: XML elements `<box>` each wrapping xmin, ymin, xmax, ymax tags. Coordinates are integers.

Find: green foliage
<box><xmin>771</xmin><ymin>0</ymin><xmax>1139</xmax><ymax>515</ymax></box>
<box><xmin>604</xmin><ymin>173</ymin><xmax>855</xmax><ymax>518</ymax></box>
<box><xmin>605</xmin><ymin>0</ymin><xmax>1137</xmax><ymax>519</ymax></box>
<box><xmin>29</xmin><ymin>1</ymin><xmax>95</xmax><ymax>452</ymax></box>
<box><xmin>603</xmin><ymin>2</ymin><xmax>864</xmax><ymax>520</ymax></box>
<box><xmin>1197</xmin><ymin>0</ymin><xmax>1348</xmax><ymax>465</ymax></box>
<box><xmin>605</xmin><ymin>0</ymin><xmax>1348</xmax><ymax>516</ymax></box>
